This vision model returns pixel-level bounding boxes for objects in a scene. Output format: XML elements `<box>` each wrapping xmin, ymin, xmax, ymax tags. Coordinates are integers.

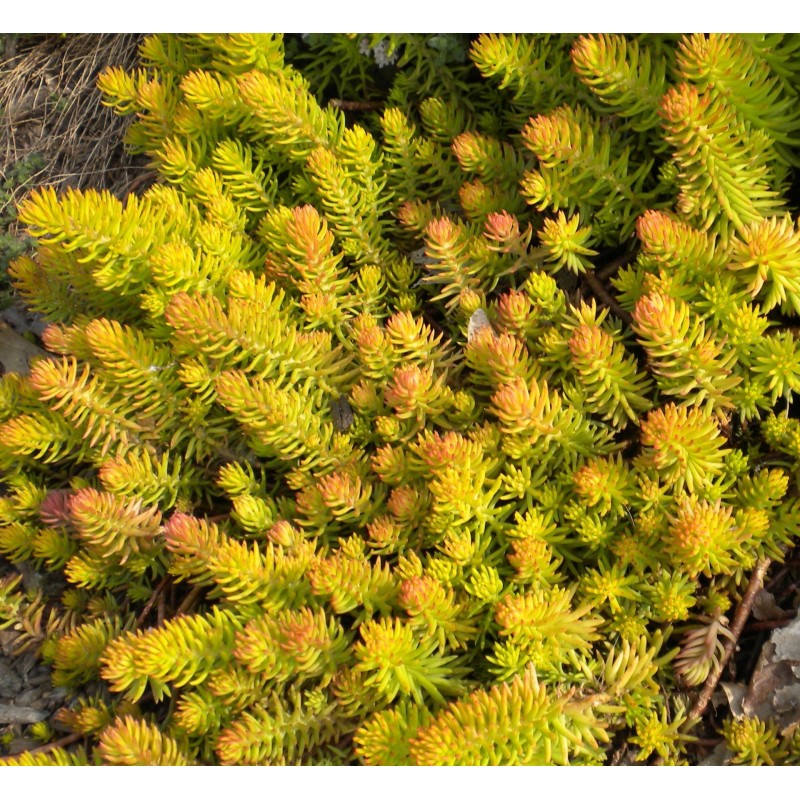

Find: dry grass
<box><xmin>0</xmin><ymin>33</ymin><xmax>148</xmax><ymax>219</ymax></box>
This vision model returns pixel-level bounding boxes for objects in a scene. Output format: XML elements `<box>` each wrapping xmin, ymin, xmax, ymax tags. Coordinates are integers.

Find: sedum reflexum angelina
<box><xmin>2</xmin><ymin>32</ymin><xmax>800</xmax><ymax>767</ymax></box>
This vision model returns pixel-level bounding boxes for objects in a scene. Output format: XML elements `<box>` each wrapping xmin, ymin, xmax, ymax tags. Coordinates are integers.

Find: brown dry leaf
<box><xmin>742</xmin><ymin>615</ymin><xmax>800</xmax><ymax>731</ymax></box>
<box><xmin>720</xmin><ymin>681</ymin><xmax>747</xmax><ymax>718</ymax></box>
<box><xmin>773</xmin><ymin>617</ymin><xmax>800</xmax><ymax>661</ymax></box>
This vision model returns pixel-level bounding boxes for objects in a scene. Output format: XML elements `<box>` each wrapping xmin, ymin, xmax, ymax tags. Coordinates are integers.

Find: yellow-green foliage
<box><xmin>3</xmin><ymin>32</ymin><xmax>800</xmax><ymax>766</ymax></box>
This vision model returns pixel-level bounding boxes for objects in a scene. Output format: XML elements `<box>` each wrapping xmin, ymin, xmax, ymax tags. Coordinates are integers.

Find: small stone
<box><xmin>467</xmin><ymin>308</ymin><xmax>495</xmax><ymax>343</ymax></box>
<box><xmin>0</xmin><ymin>704</ymin><xmax>48</xmax><ymax>724</ymax></box>
<box><xmin>41</xmin><ymin>686</ymin><xmax>68</xmax><ymax>705</ymax></box>
<box><xmin>0</xmin><ymin>631</ymin><xmax>19</xmax><ymax>657</ymax></box>
<box><xmin>27</xmin><ymin>667</ymin><xmax>53</xmax><ymax>687</ymax></box>
<box><xmin>5</xmin><ymin>737</ymin><xmax>39</xmax><ymax>755</ymax></box>
<box><xmin>330</xmin><ymin>395</ymin><xmax>354</xmax><ymax>432</ymax></box>
<box><xmin>14</xmin><ymin>689</ymin><xmax>42</xmax><ymax>707</ymax></box>
<box><xmin>14</xmin><ymin>651</ymin><xmax>38</xmax><ymax>680</ymax></box>
<box><xmin>0</xmin><ymin>661</ymin><xmax>22</xmax><ymax>698</ymax></box>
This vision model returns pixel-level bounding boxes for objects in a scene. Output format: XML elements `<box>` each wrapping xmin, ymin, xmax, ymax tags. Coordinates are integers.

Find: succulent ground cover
<box><xmin>1</xmin><ymin>33</ymin><xmax>800</xmax><ymax>765</ymax></box>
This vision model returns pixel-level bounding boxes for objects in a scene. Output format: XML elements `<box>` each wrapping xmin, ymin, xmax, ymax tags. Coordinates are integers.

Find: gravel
<box><xmin>0</xmin><ymin>558</ymin><xmax>72</xmax><ymax>758</ymax></box>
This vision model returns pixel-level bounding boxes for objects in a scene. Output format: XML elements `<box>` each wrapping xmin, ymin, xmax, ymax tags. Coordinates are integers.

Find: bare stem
<box><xmin>176</xmin><ymin>584</ymin><xmax>204</xmax><ymax>616</ymax></box>
<box><xmin>596</xmin><ymin>251</ymin><xmax>636</xmax><ymax>281</ymax></box>
<box><xmin>688</xmin><ymin>558</ymin><xmax>772</xmax><ymax>722</ymax></box>
<box><xmin>15</xmin><ymin>731</ymin><xmax>83</xmax><ymax>758</ymax></box>
<box><xmin>134</xmin><ymin>574</ymin><xmax>170</xmax><ymax>628</ymax></box>
<box><xmin>328</xmin><ymin>98</ymin><xmax>383</xmax><ymax>111</ymax></box>
<box><xmin>582</xmin><ymin>271</ymin><xmax>633</xmax><ymax>326</ymax></box>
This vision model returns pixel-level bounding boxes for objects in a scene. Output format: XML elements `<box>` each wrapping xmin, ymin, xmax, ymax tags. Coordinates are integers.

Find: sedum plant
<box><xmin>2</xmin><ymin>32</ymin><xmax>800</xmax><ymax>766</ymax></box>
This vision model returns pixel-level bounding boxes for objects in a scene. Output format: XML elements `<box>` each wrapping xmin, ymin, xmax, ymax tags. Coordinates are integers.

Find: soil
<box><xmin>0</xmin><ymin>556</ymin><xmax>71</xmax><ymax>755</ymax></box>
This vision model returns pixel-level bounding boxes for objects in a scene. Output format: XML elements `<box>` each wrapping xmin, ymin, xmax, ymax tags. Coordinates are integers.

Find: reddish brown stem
<box><xmin>119</xmin><ymin>170</ymin><xmax>158</xmax><ymax>198</ymax></box>
<box><xmin>157</xmin><ymin>586</ymin><xmax>167</xmax><ymax>626</ymax></box>
<box><xmin>744</xmin><ymin>617</ymin><xmax>795</xmax><ymax>632</ymax></box>
<box><xmin>14</xmin><ymin>731</ymin><xmax>83</xmax><ymax>758</ymax></box>
<box><xmin>328</xmin><ymin>98</ymin><xmax>383</xmax><ymax>111</ymax></box>
<box><xmin>134</xmin><ymin>574</ymin><xmax>170</xmax><ymax>628</ymax></box>
<box><xmin>609</xmin><ymin>743</ymin><xmax>629</xmax><ymax>765</ymax></box>
<box><xmin>597</xmin><ymin>251</ymin><xmax>636</xmax><ymax>281</ymax></box>
<box><xmin>176</xmin><ymin>584</ymin><xmax>204</xmax><ymax>616</ymax></box>
<box><xmin>687</xmin><ymin>558</ymin><xmax>772</xmax><ymax>723</ymax></box>
<box><xmin>694</xmin><ymin>737</ymin><xmax>724</xmax><ymax>747</ymax></box>
<box><xmin>582</xmin><ymin>271</ymin><xmax>632</xmax><ymax>326</ymax></box>
<box><xmin>764</xmin><ymin>565</ymin><xmax>788</xmax><ymax>593</ymax></box>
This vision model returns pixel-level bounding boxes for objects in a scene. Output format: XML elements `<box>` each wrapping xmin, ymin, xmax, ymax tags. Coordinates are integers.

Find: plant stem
<box><xmin>687</xmin><ymin>557</ymin><xmax>772</xmax><ymax>722</ymax></box>
<box><xmin>582</xmin><ymin>270</ymin><xmax>633</xmax><ymax>325</ymax></box>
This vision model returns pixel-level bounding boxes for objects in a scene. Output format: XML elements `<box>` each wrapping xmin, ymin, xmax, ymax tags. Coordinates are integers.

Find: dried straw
<box><xmin>0</xmin><ymin>33</ymin><xmax>148</xmax><ymax>220</ymax></box>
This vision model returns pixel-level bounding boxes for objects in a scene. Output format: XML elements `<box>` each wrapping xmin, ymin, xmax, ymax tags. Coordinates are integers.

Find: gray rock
<box><xmin>14</xmin><ymin>688</ymin><xmax>43</xmax><ymax>707</ymax></box>
<box><xmin>0</xmin><ymin>704</ymin><xmax>48</xmax><ymax>724</ymax></box>
<box><xmin>14</xmin><ymin>651</ymin><xmax>38</xmax><ymax>680</ymax></box>
<box><xmin>0</xmin><ymin>631</ymin><xmax>19</xmax><ymax>657</ymax></box>
<box><xmin>4</xmin><ymin>737</ymin><xmax>40</xmax><ymax>755</ymax></box>
<box><xmin>0</xmin><ymin>660</ymin><xmax>22</xmax><ymax>698</ymax></box>
<box><xmin>27</xmin><ymin>668</ymin><xmax>53</xmax><ymax>687</ymax></box>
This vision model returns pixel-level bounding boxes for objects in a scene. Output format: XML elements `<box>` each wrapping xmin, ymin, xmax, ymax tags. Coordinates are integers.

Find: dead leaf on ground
<box><xmin>721</xmin><ymin>682</ymin><xmax>747</xmax><ymax>718</ymax></box>
<box><xmin>742</xmin><ymin>614</ymin><xmax>800</xmax><ymax>731</ymax></box>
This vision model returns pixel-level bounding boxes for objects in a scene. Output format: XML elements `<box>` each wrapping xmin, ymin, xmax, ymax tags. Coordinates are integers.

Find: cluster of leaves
<box><xmin>2</xmin><ymin>32</ymin><xmax>800</xmax><ymax>766</ymax></box>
